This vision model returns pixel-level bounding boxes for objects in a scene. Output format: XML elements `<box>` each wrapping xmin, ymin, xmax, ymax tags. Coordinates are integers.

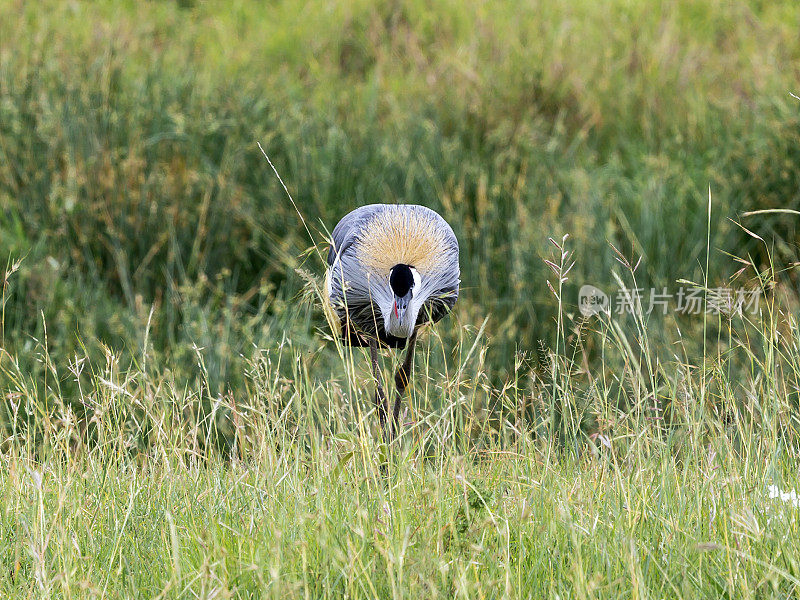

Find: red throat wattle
<box><xmin>392</xmin><ymin>300</ymin><xmax>399</xmax><ymax>318</ymax></box>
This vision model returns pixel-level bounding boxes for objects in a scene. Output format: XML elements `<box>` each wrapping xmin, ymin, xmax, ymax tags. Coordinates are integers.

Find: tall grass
<box><xmin>2</xmin><ymin>226</ymin><xmax>800</xmax><ymax>596</ymax></box>
<box><xmin>1</xmin><ymin>0</ymin><xmax>799</xmax><ymax>391</ymax></box>
<box><xmin>2</xmin><ymin>0</ymin><xmax>800</xmax><ymax>596</ymax></box>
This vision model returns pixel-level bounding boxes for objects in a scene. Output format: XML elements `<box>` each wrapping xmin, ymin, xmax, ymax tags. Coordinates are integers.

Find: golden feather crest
<box><xmin>356</xmin><ymin>207</ymin><xmax>449</xmax><ymax>275</ymax></box>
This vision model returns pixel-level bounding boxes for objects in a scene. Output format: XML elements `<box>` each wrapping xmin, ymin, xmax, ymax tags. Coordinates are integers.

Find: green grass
<box><xmin>1</xmin><ymin>0</ymin><xmax>799</xmax><ymax>386</ymax></box>
<box><xmin>5</xmin><ymin>434</ymin><xmax>800</xmax><ymax>597</ymax></box>
<box><xmin>3</xmin><ymin>272</ymin><xmax>800</xmax><ymax>597</ymax></box>
<box><xmin>2</xmin><ymin>0</ymin><xmax>800</xmax><ymax>596</ymax></box>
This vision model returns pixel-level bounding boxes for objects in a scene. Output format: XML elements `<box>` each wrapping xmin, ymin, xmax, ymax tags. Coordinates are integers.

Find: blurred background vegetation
<box><xmin>0</xmin><ymin>0</ymin><xmax>798</xmax><ymax>399</ymax></box>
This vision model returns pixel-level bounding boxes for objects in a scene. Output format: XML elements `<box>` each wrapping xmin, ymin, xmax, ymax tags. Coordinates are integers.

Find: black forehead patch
<box><xmin>389</xmin><ymin>264</ymin><xmax>414</xmax><ymax>297</ymax></box>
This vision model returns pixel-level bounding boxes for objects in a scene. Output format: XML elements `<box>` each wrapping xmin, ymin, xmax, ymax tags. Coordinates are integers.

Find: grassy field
<box><xmin>1</xmin><ymin>0</ymin><xmax>800</xmax><ymax>597</ymax></box>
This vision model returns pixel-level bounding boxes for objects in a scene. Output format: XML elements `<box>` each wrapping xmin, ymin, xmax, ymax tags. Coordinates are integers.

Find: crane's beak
<box><xmin>393</xmin><ymin>293</ymin><xmax>411</xmax><ymax>322</ymax></box>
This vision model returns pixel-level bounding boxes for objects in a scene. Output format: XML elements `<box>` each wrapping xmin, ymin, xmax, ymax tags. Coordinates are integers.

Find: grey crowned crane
<box><xmin>325</xmin><ymin>204</ymin><xmax>460</xmax><ymax>442</ymax></box>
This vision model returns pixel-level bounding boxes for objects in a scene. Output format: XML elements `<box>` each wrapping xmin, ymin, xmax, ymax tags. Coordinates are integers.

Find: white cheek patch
<box><xmin>410</xmin><ymin>267</ymin><xmax>421</xmax><ymax>296</ymax></box>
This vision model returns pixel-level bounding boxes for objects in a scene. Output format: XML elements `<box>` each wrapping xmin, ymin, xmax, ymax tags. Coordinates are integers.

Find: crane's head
<box><xmin>385</xmin><ymin>263</ymin><xmax>421</xmax><ymax>338</ymax></box>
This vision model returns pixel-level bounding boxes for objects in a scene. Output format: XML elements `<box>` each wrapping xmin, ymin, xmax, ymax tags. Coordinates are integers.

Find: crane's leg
<box><xmin>369</xmin><ymin>340</ymin><xmax>388</xmax><ymax>434</ymax></box>
<box><xmin>390</xmin><ymin>331</ymin><xmax>417</xmax><ymax>442</ymax></box>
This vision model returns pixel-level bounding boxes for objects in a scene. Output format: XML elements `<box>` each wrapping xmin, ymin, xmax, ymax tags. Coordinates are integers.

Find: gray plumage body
<box><xmin>326</xmin><ymin>204</ymin><xmax>460</xmax><ymax>348</ymax></box>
